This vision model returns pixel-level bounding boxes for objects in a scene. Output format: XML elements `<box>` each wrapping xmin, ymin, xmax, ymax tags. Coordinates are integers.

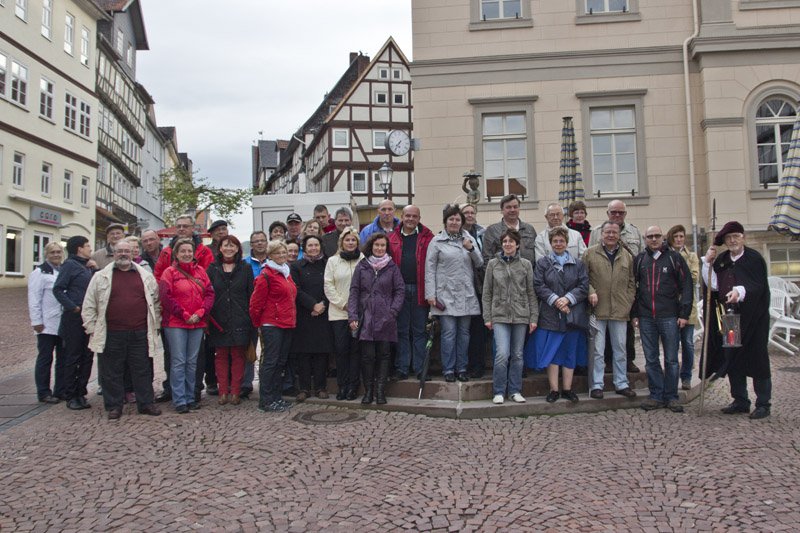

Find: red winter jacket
<box><xmin>154</xmin><ymin>241</ymin><xmax>214</xmax><ymax>280</ymax></box>
<box><xmin>159</xmin><ymin>261</ymin><xmax>215</xmax><ymax>329</ymax></box>
<box><xmin>388</xmin><ymin>223</ymin><xmax>434</xmax><ymax>306</ymax></box>
<box><xmin>249</xmin><ymin>266</ymin><xmax>297</xmax><ymax>329</ymax></box>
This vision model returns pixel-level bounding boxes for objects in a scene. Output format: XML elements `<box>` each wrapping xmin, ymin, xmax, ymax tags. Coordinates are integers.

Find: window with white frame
<box><xmin>64</xmin><ymin>93</ymin><xmax>77</xmax><ymax>131</ymax></box>
<box><xmin>63</xmin><ymin>170</ymin><xmax>72</xmax><ymax>201</ymax></box>
<box><xmin>589</xmin><ymin>107</ymin><xmax>638</xmax><ymax>195</ymax></box>
<box><xmin>585</xmin><ymin>0</ymin><xmax>628</xmax><ymax>13</ymax></box>
<box><xmin>755</xmin><ymin>97</ymin><xmax>797</xmax><ymax>188</ymax></box>
<box><xmin>482</xmin><ymin>113</ymin><xmax>528</xmax><ymax>198</ymax></box>
<box><xmin>769</xmin><ymin>246</ymin><xmax>800</xmax><ymax>277</ymax></box>
<box><xmin>352</xmin><ymin>171</ymin><xmax>366</xmax><ymax>192</ymax></box>
<box><xmin>576</xmin><ymin>0</ymin><xmax>640</xmax><ymax>23</ymax></box>
<box><xmin>41</xmin><ymin>162</ymin><xmax>51</xmax><ymax>195</ymax></box>
<box><xmin>39</xmin><ymin>78</ymin><xmax>53</xmax><ymax>119</ymax></box>
<box><xmin>0</xmin><ymin>53</ymin><xmax>6</xmax><ymax>96</ymax></box>
<box><xmin>80</xmin><ymin>176</ymin><xmax>89</xmax><ymax>206</ymax></box>
<box><xmin>373</xmin><ymin>131</ymin><xmax>387</xmax><ymax>150</ymax></box>
<box><xmin>64</xmin><ymin>13</ymin><xmax>74</xmax><ymax>55</ymax></box>
<box><xmin>80</xmin><ymin>28</ymin><xmax>90</xmax><ymax>66</ymax></box>
<box><xmin>333</xmin><ymin>129</ymin><xmax>349</xmax><ymax>148</ymax></box>
<box><xmin>116</xmin><ymin>29</ymin><xmax>124</xmax><ymax>56</ymax></box>
<box><xmin>12</xmin><ymin>151</ymin><xmax>24</xmax><ymax>188</ymax></box>
<box><xmin>392</xmin><ymin>68</ymin><xmax>402</xmax><ymax>80</ymax></box>
<box><xmin>79</xmin><ymin>100</ymin><xmax>91</xmax><ymax>137</ymax></box>
<box><xmin>41</xmin><ymin>0</ymin><xmax>52</xmax><ymax>39</ymax></box>
<box><xmin>393</xmin><ymin>93</ymin><xmax>405</xmax><ymax>105</ymax></box>
<box><xmin>14</xmin><ymin>0</ymin><xmax>25</xmax><ymax>20</ymax></box>
<box><xmin>32</xmin><ymin>233</ymin><xmax>52</xmax><ymax>265</ymax></box>
<box><xmin>378</xmin><ymin>68</ymin><xmax>389</xmax><ymax>79</ymax></box>
<box><xmin>481</xmin><ymin>0</ymin><xmax>521</xmax><ymax>19</ymax></box>
<box><xmin>10</xmin><ymin>60</ymin><xmax>27</xmax><ymax>106</ymax></box>
<box><xmin>126</xmin><ymin>43</ymin><xmax>133</xmax><ymax>67</ymax></box>
<box><xmin>5</xmin><ymin>228</ymin><xmax>23</xmax><ymax>274</ymax></box>
<box><xmin>375</xmin><ymin>91</ymin><xmax>388</xmax><ymax>105</ymax></box>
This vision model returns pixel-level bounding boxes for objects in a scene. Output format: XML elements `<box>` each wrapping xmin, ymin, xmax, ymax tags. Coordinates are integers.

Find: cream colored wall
<box><xmin>732</xmin><ymin>0</ymin><xmax>800</xmax><ymax>27</ymax></box>
<box><xmin>412</xmin><ymin>0</ymin><xmax>695</xmax><ymax>62</ymax></box>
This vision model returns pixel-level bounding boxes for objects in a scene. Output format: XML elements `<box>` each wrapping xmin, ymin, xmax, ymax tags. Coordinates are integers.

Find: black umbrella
<box><xmin>418</xmin><ymin>315</ymin><xmax>438</xmax><ymax>400</ymax></box>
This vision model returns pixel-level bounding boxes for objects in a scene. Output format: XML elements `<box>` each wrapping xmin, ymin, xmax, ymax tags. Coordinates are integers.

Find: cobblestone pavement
<box><xmin>1</xmin><ymin>288</ymin><xmax>799</xmax><ymax>531</ymax></box>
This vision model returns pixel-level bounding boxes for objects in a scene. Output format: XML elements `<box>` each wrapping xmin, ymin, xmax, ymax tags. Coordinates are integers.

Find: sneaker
<box><xmin>444</xmin><ymin>373</ymin><xmax>456</xmax><ymax>383</ymax></box>
<box><xmin>456</xmin><ymin>372</ymin><xmax>469</xmax><ymax>382</ymax></box>
<box><xmin>545</xmin><ymin>390</ymin><xmax>559</xmax><ymax>403</ymax></box>
<box><xmin>266</xmin><ymin>400</ymin><xmax>287</xmax><ymax>412</ymax></box>
<box><xmin>590</xmin><ymin>389</ymin><xmax>604</xmax><ymax>399</ymax></box>
<box><xmin>640</xmin><ymin>398</ymin><xmax>664</xmax><ymax>411</ymax></box>
<box><xmin>615</xmin><ymin>388</ymin><xmax>637</xmax><ymax>399</ymax></box>
<box><xmin>561</xmin><ymin>390</ymin><xmax>579</xmax><ymax>403</ymax></box>
<box><xmin>665</xmin><ymin>401</ymin><xmax>684</xmax><ymax>413</ymax></box>
<box><xmin>492</xmin><ymin>394</ymin><xmax>504</xmax><ymax>404</ymax></box>
<box><xmin>510</xmin><ymin>393</ymin><xmax>526</xmax><ymax>403</ymax></box>
<box><xmin>681</xmin><ymin>379</ymin><xmax>692</xmax><ymax>391</ymax></box>
<box><xmin>749</xmin><ymin>406</ymin><xmax>770</xmax><ymax>420</ymax></box>
<box><xmin>277</xmin><ymin>399</ymin><xmax>293</xmax><ymax>409</ymax></box>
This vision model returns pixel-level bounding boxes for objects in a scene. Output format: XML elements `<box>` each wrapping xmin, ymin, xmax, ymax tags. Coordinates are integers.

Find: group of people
<box><xmin>27</xmin><ymin>197</ymin><xmax>773</xmax><ymax>420</ymax></box>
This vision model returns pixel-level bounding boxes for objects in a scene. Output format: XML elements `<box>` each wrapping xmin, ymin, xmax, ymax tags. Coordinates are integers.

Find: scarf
<box><xmin>265</xmin><ymin>259</ymin><xmax>290</xmax><ymax>278</ymax></box>
<box><xmin>550</xmin><ymin>251</ymin><xmax>569</xmax><ymax>267</ymax></box>
<box><xmin>368</xmin><ymin>254</ymin><xmax>392</xmax><ymax>271</ymax></box>
<box><xmin>222</xmin><ymin>256</ymin><xmax>237</xmax><ymax>264</ymax></box>
<box><xmin>304</xmin><ymin>252</ymin><xmax>323</xmax><ymax>263</ymax></box>
<box><xmin>447</xmin><ymin>231</ymin><xmax>463</xmax><ymax>242</ymax></box>
<box><xmin>340</xmin><ymin>249</ymin><xmax>360</xmax><ymax>261</ymax></box>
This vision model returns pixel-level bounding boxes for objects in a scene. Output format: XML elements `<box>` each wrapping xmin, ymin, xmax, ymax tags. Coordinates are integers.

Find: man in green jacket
<box><xmin>583</xmin><ymin>221</ymin><xmax>637</xmax><ymax>400</ymax></box>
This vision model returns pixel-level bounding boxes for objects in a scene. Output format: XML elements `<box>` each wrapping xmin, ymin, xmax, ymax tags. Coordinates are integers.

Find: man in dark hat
<box><xmin>286</xmin><ymin>213</ymin><xmax>303</xmax><ymax>243</ymax></box>
<box><xmin>703</xmin><ymin>221</ymin><xmax>772</xmax><ymax>419</ymax></box>
<box><xmin>208</xmin><ymin>219</ymin><xmax>229</xmax><ymax>256</ymax></box>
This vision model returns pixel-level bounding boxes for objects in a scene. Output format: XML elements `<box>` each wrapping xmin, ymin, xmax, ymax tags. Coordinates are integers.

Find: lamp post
<box><xmin>378</xmin><ymin>161</ymin><xmax>393</xmax><ymax>199</ymax></box>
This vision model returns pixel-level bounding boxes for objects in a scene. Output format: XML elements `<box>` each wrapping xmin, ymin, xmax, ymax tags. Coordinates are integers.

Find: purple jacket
<box><xmin>347</xmin><ymin>258</ymin><xmax>405</xmax><ymax>342</ymax></box>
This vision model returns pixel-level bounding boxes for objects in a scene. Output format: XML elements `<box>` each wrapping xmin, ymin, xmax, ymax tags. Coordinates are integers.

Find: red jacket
<box><xmin>249</xmin><ymin>266</ymin><xmax>297</xmax><ymax>329</ymax></box>
<box><xmin>158</xmin><ymin>261</ymin><xmax>215</xmax><ymax>329</ymax></box>
<box><xmin>154</xmin><ymin>241</ymin><xmax>214</xmax><ymax>280</ymax></box>
<box><xmin>388</xmin><ymin>223</ymin><xmax>435</xmax><ymax>306</ymax></box>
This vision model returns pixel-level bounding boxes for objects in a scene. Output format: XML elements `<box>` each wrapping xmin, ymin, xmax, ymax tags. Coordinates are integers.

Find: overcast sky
<box><xmin>136</xmin><ymin>0</ymin><xmax>413</xmax><ymax>236</ymax></box>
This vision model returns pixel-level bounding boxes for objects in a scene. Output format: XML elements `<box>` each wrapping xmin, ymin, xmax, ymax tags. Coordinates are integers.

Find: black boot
<box><xmin>360</xmin><ymin>357</ymin><xmax>374</xmax><ymax>405</ymax></box>
<box><xmin>375</xmin><ymin>353</ymin><xmax>390</xmax><ymax>405</ymax></box>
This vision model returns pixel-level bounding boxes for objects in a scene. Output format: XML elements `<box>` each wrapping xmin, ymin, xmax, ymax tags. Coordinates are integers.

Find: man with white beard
<box><xmin>82</xmin><ymin>239</ymin><xmax>163</xmax><ymax>420</ymax></box>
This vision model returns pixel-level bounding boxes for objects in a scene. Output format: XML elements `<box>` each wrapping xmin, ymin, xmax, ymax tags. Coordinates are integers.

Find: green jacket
<box><xmin>583</xmin><ymin>244</ymin><xmax>635</xmax><ymax>321</ymax></box>
<box><xmin>482</xmin><ymin>254</ymin><xmax>539</xmax><ymax>325</ymax></box>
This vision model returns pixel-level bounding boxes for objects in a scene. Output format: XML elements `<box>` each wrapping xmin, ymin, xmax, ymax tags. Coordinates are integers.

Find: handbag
<box><xmin>245</xmin><ymin>341</ymin><xmax>257</xmax><ymax>363</ymax></box>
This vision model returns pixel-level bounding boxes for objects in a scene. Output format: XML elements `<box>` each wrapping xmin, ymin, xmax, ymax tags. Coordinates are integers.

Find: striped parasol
<box><xmin>769</xmin><ymin>111</ymin><xmax>800</xmax><ymax>240</ymax></box>
<box><xmin>558</xmin><ymin>116</ymin><xmax>584</xmax><ymax>207</ymax></box>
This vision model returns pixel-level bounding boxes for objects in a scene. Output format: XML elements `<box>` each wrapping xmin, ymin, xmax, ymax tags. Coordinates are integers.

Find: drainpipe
<box><xmin>682</xmin><ymin>0</ymin><xmax>700</xmax><ymax>253</ymax></box>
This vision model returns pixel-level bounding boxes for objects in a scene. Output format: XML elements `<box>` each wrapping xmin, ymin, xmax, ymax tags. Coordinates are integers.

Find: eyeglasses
<box><xmin>608</xmin><ymin>210</ymin><xmax>627</xmax><ymax>216</ymax></box>
<box><xmin>645</xmin><ymin>234</ymin><xmax>662</xmax><ymax>240</ymax></box>
<box><xmin>251</xmin><ymin>239</ymin><xmax>267</xmax><ymax>244</ymax></box>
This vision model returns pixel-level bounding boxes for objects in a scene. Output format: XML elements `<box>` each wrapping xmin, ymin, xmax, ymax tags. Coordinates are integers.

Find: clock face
<box><xmin>385</xmin><ymin>130</ymin><xmax>411</xmax><ymax>156</ymax></box>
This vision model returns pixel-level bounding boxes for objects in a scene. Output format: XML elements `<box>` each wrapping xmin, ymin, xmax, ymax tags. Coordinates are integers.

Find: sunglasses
<box><xmin>645</xmin><ymin>234</ymin><xmax>662</xmax><ymax>239</ymax></box>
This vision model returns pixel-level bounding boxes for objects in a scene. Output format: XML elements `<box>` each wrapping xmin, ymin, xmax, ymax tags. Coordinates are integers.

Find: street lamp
<box><xmin>378</xmin><ymin>161</ymin><xmax>393</xmax><ymax>199</ymax></box>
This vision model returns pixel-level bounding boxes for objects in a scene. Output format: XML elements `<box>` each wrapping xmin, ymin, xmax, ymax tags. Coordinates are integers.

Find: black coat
<box><xmin>207</xmin><ymin>260</ymin><xmax>254</xmax><ymax>347</ymax></box>
<box><xmin>705</xmin><ymin>247</ymin><xmax>771</xmax><ymax>379</ymax></box>
<box><xmin>290</xmin><ymin>257</ymin><xmax>333</xmax><ymax>353</ymax></box>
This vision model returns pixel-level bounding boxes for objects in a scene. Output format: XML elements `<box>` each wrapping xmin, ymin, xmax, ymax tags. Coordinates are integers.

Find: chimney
<box><xmin>349</xmin><ymin>52</ymin><xmax>358</xmax><ymax>65</ymax></box>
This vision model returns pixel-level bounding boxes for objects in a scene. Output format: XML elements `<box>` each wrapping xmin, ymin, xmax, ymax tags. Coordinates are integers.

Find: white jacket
<box><xmin>323</xmin><ymin>253</ymin><xmax>363</xmax><ymax>321</ymax></box>
<box><xmin>534</xmin><ymin>226</ymin><xmax>587</xmax><ymax>260</ymax></box>
<box><xmin>27</xmin><ymin>262</ymin><xmax>63</xmax><ymax>335</ymax></box>
<box><xmin>82</xmin><ymin>262</ymin><xmax>163</xmax><ymax>357</ymax></box>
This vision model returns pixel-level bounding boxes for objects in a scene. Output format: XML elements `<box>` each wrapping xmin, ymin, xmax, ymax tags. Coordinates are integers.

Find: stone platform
<box><xmin>305</xmin><ymin>371</ymin><xmax>703</xmax><ymax>419</ymax></box>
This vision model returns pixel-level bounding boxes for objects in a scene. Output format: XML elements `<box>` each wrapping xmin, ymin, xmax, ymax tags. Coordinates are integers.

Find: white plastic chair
<box><xmin>769</xmin><ymin>288</ymin><xmax>800</xmax><ymax>354</ymax></box>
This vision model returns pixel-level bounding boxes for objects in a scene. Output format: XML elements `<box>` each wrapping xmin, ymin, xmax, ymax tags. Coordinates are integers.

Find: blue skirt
<box><xmin>523</xmin><ymin>328</ymin><xmax>587</xmax><ymax>370</ymax></box>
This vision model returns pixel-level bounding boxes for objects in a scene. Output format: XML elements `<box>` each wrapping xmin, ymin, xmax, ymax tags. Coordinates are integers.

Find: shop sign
<box><xmin>30</xmin><ymin>206</ymin><xmax>62</xmax><ymax>227</ymax></box>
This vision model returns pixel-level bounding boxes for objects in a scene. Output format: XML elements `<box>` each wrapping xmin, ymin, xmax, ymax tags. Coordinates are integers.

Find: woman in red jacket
<box><xmin>250</xmin><ymin>240</ymin><xmax>297</xmax><ymax>413</ymax></box>
<box><xmin>159</xmin><ymin>238</ymin><xmax>215</xmax><ymax>414</ymax></box>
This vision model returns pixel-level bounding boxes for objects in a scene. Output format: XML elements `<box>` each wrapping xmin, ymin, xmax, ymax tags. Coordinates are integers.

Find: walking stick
<box><xmin>698</xmin><ymin>199</ymin><xmax>716</xmax><ymax>415</ymax></box>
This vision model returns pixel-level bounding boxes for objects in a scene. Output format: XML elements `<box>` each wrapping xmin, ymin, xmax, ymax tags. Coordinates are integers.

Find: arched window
<box><xmin>756</xmin><ymin>97</ymin><xmax>797</xmax><ymax>187</ymax></box>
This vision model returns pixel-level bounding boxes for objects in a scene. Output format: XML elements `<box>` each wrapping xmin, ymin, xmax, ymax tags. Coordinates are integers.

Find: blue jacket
<box><xmin>359</xmin><ymin>215</ymin><xmax>400</xmax><ymax>245</ymax></box>
<box><xmin>533</xmin><ymin>253</ymin><xmax>589</xmax><ymax>332</ymax></box>
<box><xmin>244</xmin><ymin>255</ymin><xmax>264</xmax><ymax>277</ymax></box>
<box><xmin>53</xmin><ymin>255</ymin><xmax>94</xmax><ymax>312</ymax></box>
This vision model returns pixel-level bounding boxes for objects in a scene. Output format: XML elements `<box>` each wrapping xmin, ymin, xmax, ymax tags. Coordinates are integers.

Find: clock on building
<box><xmin>385</xmin><ymin>129</ymin><xmax>411</xmax><ymax>156</ymax></box>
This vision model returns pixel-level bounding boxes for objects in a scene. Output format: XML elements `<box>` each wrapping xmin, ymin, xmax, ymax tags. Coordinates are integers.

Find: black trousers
<box><xmin>98</xmin><ymin>330</ymin><xmax>155</xmax><ymax>411</ymax></box>
<box><xmin>467</xmin><ymin>315</ymin><xmax>487</xmax><ymax>375</ymax></box>
<box><xmin>60</xmin><ymin>312</ymin><xmax>93</xmax><ymax>400</ymax></box>
<box><xmin>160</xmin><ymin>329</ymin><xmax>171</xmax><ymax>392</ymax></box>
<box><xmin>259</xmin><ymin>327</ymin><xmax>292</xmax><ymax>405</ymax></box>
<box><xmin>332</xmin><ymin>320</ymin><xmax>359</xmax><ymax>392</ymax></box>
<box><xmin>729</xmin><ymin>372</ymin><xmax>772</xmax><ymax>409</ymax></box>
<box><xmin>194</xmin><ymin>334</ymin><xmax>218</xmax><ymax>397</ymax></box>
<box><xmin>296</xmin><ymin>352</ymin><xmax>328</xmax><ymax>393</ymax></box>
<box><xmin>35</xmin><ymin>333</ymin><xmax>64</xmax><ymax>399</ymax></box>
<box><xmin>361</xmin><ymin>341</ymin><xmax>390</xmax><ymax>383</ymax></box>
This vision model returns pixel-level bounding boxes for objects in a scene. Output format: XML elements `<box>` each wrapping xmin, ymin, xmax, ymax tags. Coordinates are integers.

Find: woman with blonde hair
<box><xmin>666</xmin><ymin>224</ymin><xmax>699</xmax><ymax>390</ymax></box>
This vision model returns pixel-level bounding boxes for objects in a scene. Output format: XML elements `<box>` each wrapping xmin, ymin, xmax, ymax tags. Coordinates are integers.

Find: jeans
<box><xmin>164</xmin><ymin>327</ymin><xmax>204</xmax><ymax>407</ymax></box>
<box><xmin>332</xmin><ymin>320</ymin><xmax>359</xmax><ymax>392</ymax></box>
<box><xmin>679</xmin><ymin>325</ymin><xmax>695</xmax><ymax>382</ymax></box>
<box><xmin>60</xmin><ymin>311</ymin><xmax>93</xmax><ymax>400</ymax></box>
<box><xmin>492</xmin><ymin>323</ymin><xmax>526</xmax><ymax>396</ymax></box>
<box><xmin>729</xmin><ymin>372</ymin><xmax>772</xmax><ymax>409</ymax></box>
<box><xmin>215</xmin><ymin>345</ymin><xmax>246</xmax><ymax>396</ymax></box>
<box><xmin>259</xmin><ymin>326</ymin><xmax>292</xmax><ymax>405</ymax></box>
<box><xmin>98</xmin><ymin>330</ymin><xmax>155</xmax><ymax>411</ymax></box>
<box><xmin>396</xmin><ymin>284</ymin><xmax>429</xmax><ymax>376</ymax></box>
<box><xmin>439</xmin><ymin>315</ymin><xmax>471</xmax><ymax>375</ymax></box>
<box><xmin>35</xmin><ymin>333</ymin><xmax>63</xmax><ymax>399</ymax></box>
<box><xmin>592</xmin><ymin>320</ymin><xmax>629</xmax><ymax>391</ymax></box>
<box><xmin>639</xmin><ymin>316</ymin><xmax>680</xmax><ymax>403</ymax></box>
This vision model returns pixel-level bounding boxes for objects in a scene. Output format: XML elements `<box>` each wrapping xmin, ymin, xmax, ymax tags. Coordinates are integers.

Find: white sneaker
<box><xmin>511</xmin><ymin>393</ymin><xmax>526</xmax><ymax>403</ymax></box>
<box><xmin>492</xmin><ymin>394</ymin><xmax>504</xmax><ymax>404</ymax></box>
